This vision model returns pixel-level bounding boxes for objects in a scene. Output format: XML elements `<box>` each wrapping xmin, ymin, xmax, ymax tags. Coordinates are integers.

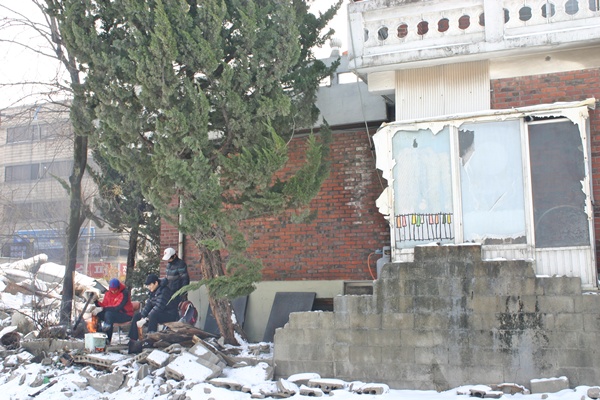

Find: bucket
<box><xmin>84</xmin><ymin>333</ymin><xmax>108</xmax><ymax>352</ymax></box>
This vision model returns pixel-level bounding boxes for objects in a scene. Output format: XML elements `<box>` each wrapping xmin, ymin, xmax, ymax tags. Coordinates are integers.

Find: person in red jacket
<box><xmin>92</xmin><ymin>278</ymin><xmax>134</xmax><ymax>343</ymax></box>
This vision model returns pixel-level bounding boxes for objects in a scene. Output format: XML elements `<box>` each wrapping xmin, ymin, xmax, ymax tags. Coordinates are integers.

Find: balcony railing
<box><xmin>348</xmin><ymin>0</ymin><xmax>600</xmax><ymax>73</ymax></box>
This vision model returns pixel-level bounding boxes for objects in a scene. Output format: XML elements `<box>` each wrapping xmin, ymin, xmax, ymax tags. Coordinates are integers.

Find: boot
<box><xmin>128</xmin><ymin>339</ymin><xmax>143</xmax><ymax>354</ymax></box>
<box><xmin>101</xmin><ymin>322</ymin><xmax>111</xmax><ymax>332</ymax></box>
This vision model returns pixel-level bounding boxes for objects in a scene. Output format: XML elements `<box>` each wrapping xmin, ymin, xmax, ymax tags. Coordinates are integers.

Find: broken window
<box><xmin>392</xmin><ymin>127</ymin><xmax>454</xmax><ymax>247</ymax></box>
<box><xmin>459</xmin><ymin>120</ymin><xmax>526</xmax><ymax>244</ymax></box>
<box><xmin>528</xmin><ymin>119</ymin><xmax>589</xmax><ymax>247</ymax></box>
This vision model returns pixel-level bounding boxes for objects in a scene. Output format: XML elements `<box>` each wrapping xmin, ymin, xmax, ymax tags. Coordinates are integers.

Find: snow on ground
<box><xmin>0</xmin><ymin>258</ymin><xmax>597</xmax><ymax>400</ymax></box>
<box><xmin>0</xmin><ymin>358</ymin><xmax>595</xmax><ymax>400</ymax></box>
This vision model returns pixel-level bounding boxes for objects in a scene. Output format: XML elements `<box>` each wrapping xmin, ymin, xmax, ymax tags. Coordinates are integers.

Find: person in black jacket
<box><xmin>128</xmin><ymin>273</ymin><xmax>179</xmax><ymax>341</ymax></box>
<box><xmin>162</xmin><ymin>247</ymin><xmax>190</xmax><ymax>303</ymax></box>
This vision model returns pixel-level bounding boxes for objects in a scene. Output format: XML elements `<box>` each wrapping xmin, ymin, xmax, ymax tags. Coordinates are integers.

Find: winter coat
<box><xmin>165</xmin><ymin>256</ymin><xmax>190</xmax><ymax>295</ymax></box>
<box><xmin>97</xmin><ymin>282</ymin><xmax>134</xmax><ymax>316</ymax></box>
<box><xmin>141</xmin><ymin>278</ymin><xmax>178</xmax><ymax>320</ymax></box>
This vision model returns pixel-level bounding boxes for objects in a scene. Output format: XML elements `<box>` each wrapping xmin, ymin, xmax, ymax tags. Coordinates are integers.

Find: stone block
<box><xmin>537</xmin><ymin>277</ymin><xmax>582</xmax><ymax>296</ymax></box>
<box><xmin>529</xmin><ymin>376</ymin><xmax>569</xmax><ymax>394</ymax></box>
<box><xmin>350</xmin><ymin>382</ymin><xmax>390</xmax><ymax>395</ymax></box>
<box><xmin>414</xmin><ymin>346</ymin><xmax>449</xmax><ymax>364</ymax></box>
<box><xmin>368</xmin><ymin>330</ymin><xmax>402</xmax><ymax>347</ymax></box>
<box><xmin>557</xmin><ymin>349</ymin><xmax>594</xmax><ymax>368</ymax></box>
<box><xmin>189</xmin><ymin>342</ymin><xmax>226</xmax><ymax>366</ymax></box>
<box><xmin>136</xmin><ymin>364</ymin><xmax>149</xmax><ymax>380</ymax></box>
<box><xmin>304</xmin><ymin>328</ymin><xmax>335</xmax><ymax>346</ymax></box>
<box><xmin>307</xmin><ymin>378</ymin><xmax>347</xmax><ymax>393</ymax></box>
<box><xmin>299</xmin><ymin>384</ymin><xmax>323</xmax><ymax>397</ymax></box>
<box><xmin>146</xmin><ymin>349</ymin><xmax>170</xmax><ymax>368</ymax></box>
<box><xmin>536</xmin><ymin>296</ymin><xmax>575</xmax><ymax>313</ymax></box>
<box><xmin>286</xmin><ymin>372</ymin><xmax>321</xmax><ymax>386</ymax></box>
<box><xmin>580</xmin><ymin>294</ymin><xmax>600</xmax><ymax>312</ymax></box>
<box><xmin>412</xmin><ymin>296</ymin><xmax>452</xmax><ymax>313</ymax></box>
<box><xmin>334</xmin><ymin>328</ymin><xmax>366</xmax><ymax>345</ymax></box>
<box><xmin>469</xmin><ymin>313</ymin><xmax>497</xmax><ymax>330</ymax></box>
<box><xmin>383</xmin><ymin>345</ymin><xmax>415</xmax><ymax>363</ymax></box>
<box><xmin>275</xmin><ymin>360</ymin><xmax>334</xmax><ymax>380</ymax></box>
<box><xmin>414</xmin><ymin>312</ymin><xmax>452</xmax><ymax>330</ymax></box>
<box><xmin>414</xmin><ymin>244</ymin><xmax>481</xmax><ymax>264</ymax></box>
<box><xmin>553</xmin><ymin>313</ymin><xmax>583</xmax><ymax>331</ymax></box>
<box><xmin>165</xmin><ymin>352</ymin><xmax>221</xmax><ymax>381</ymax></box>
<box><xmin>275</xmin><ymin>378</ymin><xmax>299</xmax><ymax>396</ymax></box>
<box><xmin>80</xmin><ymin>369</ymin><xmax>126</xmax><ymax>393</ymax></box>
<box><xmin>209</xmin><ymin>377</ymin><xmax>244</xmax><ymax>391</ymax></box>
<box><xmin>381</xmin><ymin>313</ymin><xmax>414</xmax><ymax>330</ymax></box>
<box><xmin>583</xmin><ymin>313</ymin><xmax>600</xmax><ymax>331</ymax></box>
<box><xmin>349</xmin><ymin>345</ymin><xmax>381</xmax><ymax>364</ymax></box>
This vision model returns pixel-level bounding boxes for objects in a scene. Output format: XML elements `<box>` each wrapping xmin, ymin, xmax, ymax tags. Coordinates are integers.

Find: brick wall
<box><xmin>160</xmin><ymin>128</ymin><xmax>391</xmax><ymax>282</ymax></box>
<box><xmin>491</xmin><ymin>68</ymin><xmax>600</xmax><ymax>271</ymax></box>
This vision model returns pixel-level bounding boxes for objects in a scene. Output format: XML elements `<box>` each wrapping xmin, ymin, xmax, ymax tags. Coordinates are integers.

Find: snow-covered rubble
<box><xmin>1</xmin><ymin>255</ymin><xmax>599</xmax><ymax>400</ymax></box>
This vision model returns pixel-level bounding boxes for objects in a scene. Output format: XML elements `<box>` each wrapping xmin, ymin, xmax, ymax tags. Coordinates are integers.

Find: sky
<box><xmin>0</xmin><ymin>0</ymin><xmax>349</xmax><ymax>109</ymax></box>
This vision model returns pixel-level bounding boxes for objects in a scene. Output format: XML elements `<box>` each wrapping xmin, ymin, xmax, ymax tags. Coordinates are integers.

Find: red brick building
<box><xmin>162</xmin><ymin>1</ymin><xmax>600</xmax><ymax>341</ymax></box>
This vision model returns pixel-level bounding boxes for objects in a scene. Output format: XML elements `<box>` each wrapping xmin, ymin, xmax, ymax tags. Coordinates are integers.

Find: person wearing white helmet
<box><xmin>162</xmin><ymin>247</ymin><xmax>190</xmax><ymax>303</ymax></box>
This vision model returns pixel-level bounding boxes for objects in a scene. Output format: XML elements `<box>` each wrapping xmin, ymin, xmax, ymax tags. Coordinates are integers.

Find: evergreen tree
<box><xmin>87</xmin><ymin>149</ymin><xmax>160</xmax><ymax>289</ymax></box>
<box><xmin>53</xmin><ymin>0</ymin><xmax>340</xmax><ymax>344</ymax></box>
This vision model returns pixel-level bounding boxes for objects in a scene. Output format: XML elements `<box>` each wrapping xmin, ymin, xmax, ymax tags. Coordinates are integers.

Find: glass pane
<box><xmin>392</xmin><ymin>127</ymin><xmax>453</xmax><ymax>248</ymax></box>
<box><xmin>459</xmin><ymin>120</ymin><xmax>526</xmax><ymax>244</ymax></box>
<box><xmin>528</xmin><ymin>120</ymin><xmax>589</xmax><ymax>248</ymax></box>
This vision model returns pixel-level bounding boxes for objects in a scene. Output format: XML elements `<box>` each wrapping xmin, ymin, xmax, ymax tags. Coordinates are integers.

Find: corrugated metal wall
<box><xmin>395</xmin><ymin>61</ymin><xmax>490</xmax><ymax>120</ymax></box>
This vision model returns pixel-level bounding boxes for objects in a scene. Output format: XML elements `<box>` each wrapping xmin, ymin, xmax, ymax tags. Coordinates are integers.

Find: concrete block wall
<box><xmin>273</xmin><ymin>244</ymin><xmax>600</xmax><ymax>390</ymax></box>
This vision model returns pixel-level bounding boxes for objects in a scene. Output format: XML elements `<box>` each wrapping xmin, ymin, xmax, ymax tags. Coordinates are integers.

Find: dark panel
<box><xmin>528</xmin><ymin>120</ymin><xmax>589</xmax><ymax>248</ymax></box>
<box><xmin>262</xmin><ymin>292</ymin><xmax>316</xmax><ymax>342</ymax></box>
<box><xmin>203</xmin><ymin>296</ymin><xmax>248</xmax><ymax>335</ymax></box>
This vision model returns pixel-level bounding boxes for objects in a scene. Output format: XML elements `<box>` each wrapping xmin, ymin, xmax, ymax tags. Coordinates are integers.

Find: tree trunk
<box><xmin>59</xmin><ymin>131</ymin><xmax>87</xmax><ymax>326</ymax></box>
<box><xmin>125</xmin><ymin>225</ymin><xmax>139</xmax><ymax>286</ymax></box>
<box><xmin>200</xmin><ymin>248</ymin><xmax>247</xmax><ymax>345</ymax></box>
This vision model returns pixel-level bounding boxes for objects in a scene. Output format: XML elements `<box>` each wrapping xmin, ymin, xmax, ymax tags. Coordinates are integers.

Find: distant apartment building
<box><xmin>0</xmin><ymin>103</ymin><xmax>128</xmax><ymax>280</ymax></box>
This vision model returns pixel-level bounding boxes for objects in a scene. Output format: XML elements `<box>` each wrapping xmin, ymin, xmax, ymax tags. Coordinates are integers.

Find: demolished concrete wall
<box><xmin>273</xmin><ymin>244</ymin><xmax>600</xmax><ymax>390</ymax></box>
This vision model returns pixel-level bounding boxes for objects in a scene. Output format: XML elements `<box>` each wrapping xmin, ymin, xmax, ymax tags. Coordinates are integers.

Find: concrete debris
<box><xmin>307</xmin><ymin>377</ymin><xmax>347</xmax><ymax>393</ymax></box>
<box><xmin>287</xmin><ymin>372</ymin><xmax>320</xmax><ymax>386</ymax></box>
<box><xmin>165</xmin><ymin>352</ymin><xmax>222</xmax><ymax>382</ymax></box>
<box><xmin>250</xmin><ymin>381</ymin><xmax>279</xmax><ymax>398</ymax></box>
<box><xmin>146</xmin><ymin>349</ymin><xmax>171</xmax><ymax>368</ymax></box>
<box><xmin>189</xmin><ymin>342</ymin><xmax>226</xmax><ymax>368</ymax></box>
<box><xmin>276</xmin><ymin>378</ymin><xmax>299</xmax><ymax>396</ymax></box>
<box><xmin>588</xmin><ymin>387</ymin><xmax>600</xmax><ymax>399</ymax></box>
<box><xmin>209</xmin><ymin>377</ymin><xmax>244</xmax><ymax>391</ymax></box>
<box><xmin>80</xmin><ymin>368</ymin><xmax>126</xmax><ymax>393</ymax></box>
<box><xmin>0</xmin><ymin>256</ymin><xmax>589</xmax><ymax>399</ymax></box>
<box><xmin>530</xmin><ymin>376</ymin><xmax>570</xmax><ymax>394</ymax></box>
<box><xmin>299</xmin><ymin>384</ymin><xmax>324</xmax><ymax>397</ymax></box>
<box><xmin>349</xmin><ymin>381</ymin><xmax>389</xmax><ymax>395</ymax></box>
<box><xmin>492</xmin><ymin>383</ymin><xmax>530</xmax><ymax>395</ymax></box>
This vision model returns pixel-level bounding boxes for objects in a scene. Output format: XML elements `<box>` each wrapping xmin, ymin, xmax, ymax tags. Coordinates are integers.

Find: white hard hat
<box><xmin>162</xmin><ymin>247</ymin><xmax>176</xmax><ymax>261</ymax></box>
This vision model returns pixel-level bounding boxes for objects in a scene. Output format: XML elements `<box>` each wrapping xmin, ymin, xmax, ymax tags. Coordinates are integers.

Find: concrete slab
<box><xmin>307</xmin><ymin>378</ymin><xmax>347</xmax><ymax>393</ymax></box>
<box><xmin>165</xmin><ymin>352</ymin><xmax>220</xmax><ymax>382</ymax></box>
<box><xmin>80</xmin><ymin>369</ymin><xmax>126</xmax><ymax>393</ymax></box>
<box><xmin>146</xmin><ymin>349</ymin><xmax>170</xmax><ymax>368</ymax></box>
<box><xmin>530</xmin><ymin>376</ymin><xmax>570</xmax><ymax>394</ymax></box>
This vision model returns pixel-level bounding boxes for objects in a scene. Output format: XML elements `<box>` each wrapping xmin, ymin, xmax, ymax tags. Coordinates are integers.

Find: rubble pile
<box><xmin>0</xmin><ymin>255</ymin><xmax>395</xmax><ymax>398</ymax></box>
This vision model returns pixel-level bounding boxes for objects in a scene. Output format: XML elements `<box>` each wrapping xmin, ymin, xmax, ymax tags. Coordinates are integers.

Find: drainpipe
<box><xmin>178</xmin><ymin>196</ymin><xmax>184</xmax><ymax>257</ymax></box>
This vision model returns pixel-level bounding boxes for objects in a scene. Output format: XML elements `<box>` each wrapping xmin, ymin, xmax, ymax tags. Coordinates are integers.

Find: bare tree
<box><xmin>0</xmin><ymin>1</ymin><xmax>91</xmax><ymax>326</ymax></box>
